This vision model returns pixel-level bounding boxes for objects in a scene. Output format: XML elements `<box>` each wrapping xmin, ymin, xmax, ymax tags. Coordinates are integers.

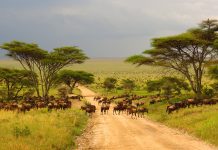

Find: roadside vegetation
<box><xmin>0</xmin><ymin>42</ymin><xmax>91</xmax><ymax>149</ymax></box>
<box><xmin>0</xmin><ymin>108</ymin><xmax>88</xmax><ymax>150</ymax></box>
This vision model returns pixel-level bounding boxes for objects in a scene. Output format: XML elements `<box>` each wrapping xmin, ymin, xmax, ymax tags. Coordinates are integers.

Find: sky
<box><xmin>0</xmin><ymin>0</ymin><xmax>218</xmax><ymax>58</ymax></box>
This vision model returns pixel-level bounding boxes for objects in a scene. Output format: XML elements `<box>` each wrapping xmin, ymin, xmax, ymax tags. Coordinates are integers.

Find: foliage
<box><xmin>121</xmin><ymin>79</ymin><xmax>136</xmax><ymax>92</ymax></box>
<box><xmin>103</xmin><ymin>77</ymin><xmax>117</xmax><ymax>91</ymax></box>
<box><xmin>1</xmin><ymin>41</ymin><xmax>88</xmax><ymax>99</ymax></box>
<box><xmin>58</xmin><ymin>70</ymin><xmax>94</xmax><ymax>93</ymax></box>
<box><xmin>210</xmin><ymin>82</ymin><xmax>218</xmax><ymax>92</ymax></box>
<box><xmin>146</xmin><ymin>80</ymin><xmax>162</xmax><ymax>93</ymax></box>
<box><xmin>208</xmin><ymin>65</ymin><xmax>218</xmax><ymax>80</ymax></box>
<box><xmin>127</xmin><ymin>19</ymin><xmax>218</xmax><ymax>99</ymax></box>
<box><xmin>0</xmin><ymin>67</ymin><xmax>35</xmax><ymax>100</ymax></box>
<box><xmin>208</xmin><ymin>65</ymin><xmax>218</xmax><ymax>94</ymax></box>
<box><xmin>146</xmin><ymin>77</ymin><xmax>190</xmax><ymax>99</ymax></box>
<box><xmin>13</xmin><ymin>125</ymin><xmax>31</xmax><ymax>138</ymax></box>
<box><xmin>57</xmin><ymin>86</ymin><xmax>68</xmax><ymax>98</ymax></box>
<box><xmin>202</xmin><ymin>86</ymin><xmax>215</xmax><ymax>98</ymax></box>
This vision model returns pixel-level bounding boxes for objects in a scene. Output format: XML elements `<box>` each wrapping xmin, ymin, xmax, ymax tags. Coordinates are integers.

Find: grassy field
<box><xmin>148</xmin><ymin>102</ymin><xmax>218</xmax><ymax>146</ymax></box>
<box><xmin>1</xmin><ymin>58</ymin><xmax>218</xmax><ymax>147</ymax></box>
<box><xmin>0</xmin><ymin>108</ymin><xmax>88</xmax><ymax>150</ymax></box>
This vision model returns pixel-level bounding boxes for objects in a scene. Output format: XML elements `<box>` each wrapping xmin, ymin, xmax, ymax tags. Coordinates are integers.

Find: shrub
<box><xmin>12</xmin><ymin>125</ymin><xmax>31</xmax><ymax>138</ymax></box>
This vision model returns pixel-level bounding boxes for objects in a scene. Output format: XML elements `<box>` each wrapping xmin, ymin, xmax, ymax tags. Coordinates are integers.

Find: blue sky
<box><xmin>0</xmin><ymin>0</ymin><xmax>217</xmax><ymax>57</ymax></box>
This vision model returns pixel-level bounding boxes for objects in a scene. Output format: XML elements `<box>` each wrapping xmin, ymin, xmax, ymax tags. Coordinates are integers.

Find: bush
<box><xmin>203</xmin><ymin>87</ymin><xmax>215</xmax><ymax>99</ymax></box>
<box><xmin>58</xmin><ymin>86</ymin><xmax>68</xmax><ymax>98</ymax></box>
<box><xmin>12</xmin><ymin>125</ymin><xmax>31</xmax><ymax>138</ymax></box>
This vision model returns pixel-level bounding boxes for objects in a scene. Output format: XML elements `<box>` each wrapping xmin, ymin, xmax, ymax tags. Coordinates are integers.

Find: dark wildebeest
<box><xmin>101</xmin><ymin>103</ymin><xmax>110</xmax><ymax>115</ymax></box>
<box><xmin>201</xmin><ymin>99</ymin><xmax>216</xmax><ymax>105</ymax></box>
<box><xmin>137</xmin><ymin>107</ymin><xmax>148</xmax><ymax>118</ymax></box>
<box><xmin>186</xmin><ymin>99</ymin><xmax>200</xmax><ymax>108</ymax></box>
<box><xmin>86</xmin><ymin>105</ymin><xmax>96</xmax><ymax>116</ymax></box>
<box><xmin>81</xmin><ymin>104</ymin><xmax>96</xmax><ymax>116</ymax></box>
<box><xmin>150</xmin><ymin>99</ymin><xmax>156</xmax><ymax>105</ymax></box>
<box><xmin>166</xmin><ymin>104</ymin><xmax>179</xmax><ymax>114</ymax></box>
<box><xmin>127</xmin><ymin>105</ymin><xmax>138</xmax><ymax>119</ymax></box>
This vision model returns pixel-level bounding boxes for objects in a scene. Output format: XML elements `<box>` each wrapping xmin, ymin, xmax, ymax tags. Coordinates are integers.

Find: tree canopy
<box><xmin>103</xmin><ymin>77</ymin><xmax>117</xmax><ymax>91</ymax></box>
<box><xmin>146</xmin><ymin>77</ymin><xmax>190</xmax><ymax>99</ymax></box>
<box><xmin>0</xmin><ymin>68</ymin><xmax>35</xmax><ymax>100</ymax></box>
<box><xmin>121</xmin><ymin>79</ymin><xmax>136</xmax><ymax>92</ymax></box>
<box><xmin>57</xmin><ymin>70</ymin><xmax>94</xmax><ymax>93</ymax></box>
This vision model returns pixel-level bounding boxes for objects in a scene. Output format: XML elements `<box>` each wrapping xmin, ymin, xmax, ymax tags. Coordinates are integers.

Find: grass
<box><xmin>0</xmin><ymin>108</ymin><xmax>88</xmax><ymax>150</ymax></box>
<box><xmin>1</xmin><ymin>58</ymin><xmax>218</xmax><ymax>147</ymax></box>
<box><xmin>147</xmin><ymin>102</ymin><xmax>218</xmax><ymax>146</ymax></box>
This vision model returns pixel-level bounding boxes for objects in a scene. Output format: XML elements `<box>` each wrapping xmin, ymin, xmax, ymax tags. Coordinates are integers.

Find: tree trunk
<box><xmin>69</xmin><ymin>81</ymin><xmax>77</xmax><ymax>94</ymax></box>
<box><xmin>6</xmin><ymin>81</ymin><xmax>10</xmax><ymax>100</ymax></box>
<box><xmin>69</xmin><ymin>86</ymin><xmax>73</xmax><ymax>94</ymax></box>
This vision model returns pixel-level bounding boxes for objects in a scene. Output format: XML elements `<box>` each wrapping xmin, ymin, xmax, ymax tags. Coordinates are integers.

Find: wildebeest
<box><xmin>81</xmin><ymin>104</ymin><xmax>96</xmax><ymax>116</ymax></box>
<box><xmin>137</xmin><ymin>107</ymin><xmax>148</xmax><ymax>118</ymax></box>
<box><xmin>113</xmin><ymin>102</ymin><xmax>126</xmax><ymax>115</ymax></box>
<box><xmin>127</xmin><ymin>105</ymin><xmax>138</xmax><ymax>119</ymax></box>
<box><xmin>150</xmin><ymin>99</ymin><xmax>156</xmax><ymax>105</ymax></box>
<box><xmin>186</xmin><ymin>99</ymin><xmax>200</xmax><ymax>107</ymax></box>
<box><xmin>17</xmin><ymin>103</ymin><xmax>31</xmax><ymax>113</ymax></box>
<box><xmin>70</xmin><ymin>95</ymin><xmax>83</xmax><ymax>101</ymax></box>
<box><xmin>201</xmin><ymin>99</ymin><xmax>216</xmax><ymax>105</ymax></box>
<box><xmin>101</xmin><ymin>103</ymin><xmax>110</xmax><ymax>115</ymax></box>
<box><xmin>166</xmin><ymin>104</ymin><xmax>179</xmax><ymax>114</ymax></box>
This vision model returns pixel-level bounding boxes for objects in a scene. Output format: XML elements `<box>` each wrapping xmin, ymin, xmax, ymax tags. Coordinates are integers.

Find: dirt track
<box><xmin>77</xmin><ymin>86</ymin><xmax>217</xmax><ymax>150</ymax></box>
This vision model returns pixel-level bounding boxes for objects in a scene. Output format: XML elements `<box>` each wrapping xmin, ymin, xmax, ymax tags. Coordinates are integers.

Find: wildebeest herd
<box><xmin>80</xmin><ymin>94</ymin><xmax>149</xmax><ymax>118</ymax></box>
<box><xmin>166</xmin><ymin>98</ymin><xmax>218</xmax><ymax>114</ymax></box>
<box><xmin>0</xmin><ymin>96</ymin><xmax>73</xmax><ymax>113</ymax></box>
<box><xmin>80</xmin><ymin>93</ymin><xmax>218</xmax><ymax>117</ymax></box>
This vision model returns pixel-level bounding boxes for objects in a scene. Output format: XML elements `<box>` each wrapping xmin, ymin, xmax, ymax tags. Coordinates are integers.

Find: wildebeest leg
<box><xmin>141</xmin><ymin>112</ymin><xmax>144</xmax><ymax>118</ymax></box>
<box><xmin>113</xmin><ymin>109</ymin><xmax>116</xmax><ymax>115</ymax></box>
<box><xmin>101</xmin><ymin>108</ymin><xmax>104</xmax><ymax>115</ymax></box>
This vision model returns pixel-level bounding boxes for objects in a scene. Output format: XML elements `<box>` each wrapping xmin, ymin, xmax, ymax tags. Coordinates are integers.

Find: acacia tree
<box><xmin>103</xmin><ymin>77</ymin><xmax>117</xmax><ymax>91</ymax></box>
<box><xmin>146</xmin><ymin>77</ymin><xmax>189</xmax><ymax>98</ymax></box>
<box><xmin>1</xmin><ymin>41</ymin><xmax>88</xmax><ymax>99</ymax></box>
<box><xmin>121</xmin><ymin>79</ymin><xmax>135</xmax><ymax>92</ymax></box>
<box><xmin>146</xmin><ymin>80</ymin><xmax>162</xmax><ymax>95</ymax></box>
<box><xmin>0</xmin><ymin>68</ymin><xmax>35</xmax><ymax>100</ymax></box>
<box><xmin>57</xmin><ymin>70</ymin><xmax>94</xmax><ymax>93</ymax></box>
<box><xmin>126</xmin><ymin>19</ymin><xmax>218</xmax><ymax>99</ymax></box>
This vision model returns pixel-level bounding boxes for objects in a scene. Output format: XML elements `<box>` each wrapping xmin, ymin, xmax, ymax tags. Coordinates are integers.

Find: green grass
<box><xmin>147</xmin><ymin>102</ymin><xmax>218</xmax><ymax>146</ymax></box>
<box><xmin>1</xmin><ymin>58</ymin><xmax>218</xmax><ymax>147</ymax></box>
<box><xmin>0</xmin><ymin>109</ymin><xmax>88</xmax><ymax>150</ymax></box>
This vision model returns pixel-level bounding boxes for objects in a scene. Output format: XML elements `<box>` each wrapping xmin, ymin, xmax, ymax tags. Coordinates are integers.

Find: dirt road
<box><xmin>77</xmin><ymin>86</ymin><xmax>217</xmax><ymax>150</ymax></box>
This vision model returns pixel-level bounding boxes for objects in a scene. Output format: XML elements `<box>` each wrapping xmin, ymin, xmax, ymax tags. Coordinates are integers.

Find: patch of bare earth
<box><xmin>76</xmin><ymin>86</ymin><xmax>217</xmax><ymax>150</ymax></box>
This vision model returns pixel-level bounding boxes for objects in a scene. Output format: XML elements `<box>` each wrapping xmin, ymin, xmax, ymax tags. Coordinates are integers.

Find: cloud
<box><xmin>0</xmin><ymin>0</ymin><xmax>217</xmax><ymax>57</ymax></box>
